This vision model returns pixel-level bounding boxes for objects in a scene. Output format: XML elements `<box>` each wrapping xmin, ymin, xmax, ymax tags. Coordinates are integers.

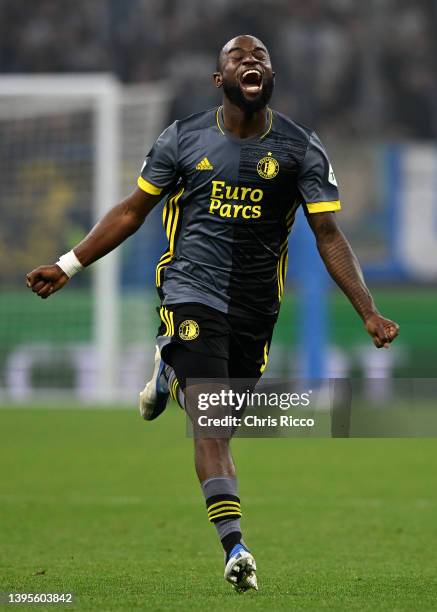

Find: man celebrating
<box><xmin>27</xmin><ymin>35</ymin><xmax>399</xmax><ymax>593</ymax></box>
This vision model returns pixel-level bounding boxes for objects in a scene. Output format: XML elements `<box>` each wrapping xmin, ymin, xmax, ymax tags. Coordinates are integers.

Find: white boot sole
<box><xmin>224</xmin><ymin>550</ymin><xmax>258</xmax><ymax>592</ymax></box>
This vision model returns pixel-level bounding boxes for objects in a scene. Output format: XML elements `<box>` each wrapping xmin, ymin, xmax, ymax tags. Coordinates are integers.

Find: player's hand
<box><xmin>26</xmin><ymin>264</ymin><xmax>69</xmax><ymax>299</ymax></box>
<box><xmin>364</xmin><ymin>313</ymin><xmax>399</xmax><ymax>349</ymax></box>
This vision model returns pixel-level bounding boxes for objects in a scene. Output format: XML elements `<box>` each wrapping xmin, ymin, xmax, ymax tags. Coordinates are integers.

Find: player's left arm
<box><xmin>297</xmin><ymin>131</ymin><xmax>399</xmax><ymax>348</ymax></box>
<box><xmin>306</xmin><ymin>210</ymin><xmax>399</xmax><ymax>348</ymax></box>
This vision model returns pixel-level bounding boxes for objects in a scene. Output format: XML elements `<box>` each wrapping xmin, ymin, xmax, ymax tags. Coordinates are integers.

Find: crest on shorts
<box><xmin>179</xmin><ymin>319</ymin><xmax>199</xmax><ymax>341</ymax></box>
<box><xmin>257</xmin><ymin>152</ymin><xmax>279</xmax><ymax>179</ymax></box>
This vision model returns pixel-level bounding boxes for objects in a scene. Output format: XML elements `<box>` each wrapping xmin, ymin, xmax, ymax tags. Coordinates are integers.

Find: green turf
<box><xmin>1</xmin><ymin>407</ymin><xmax>437</xmax><ymax>611</ymax></box>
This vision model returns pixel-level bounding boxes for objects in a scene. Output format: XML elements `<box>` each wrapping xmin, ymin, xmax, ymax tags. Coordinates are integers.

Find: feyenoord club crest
<box><xmin>257</xmin><ymin>152</ymin><xmax>279</xmax><ymax>179</ymax></box>
<box><xmin>179</xmin><ymin>319</ymin><xmax>199</xmax><ymax>341</ymax></box>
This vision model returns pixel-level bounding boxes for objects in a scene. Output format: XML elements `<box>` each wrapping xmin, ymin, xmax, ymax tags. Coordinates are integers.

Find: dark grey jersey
<box><xmin>138</xmin><ymin>106</ymin><xmax>340</xmax><ymax>318</ymax></box>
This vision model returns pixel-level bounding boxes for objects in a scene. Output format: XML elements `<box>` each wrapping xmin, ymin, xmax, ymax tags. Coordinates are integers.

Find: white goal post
<box><xmin>0</xmin><ymin>74</ymin><xmax>171</xmax><ymax>402</ymax></box>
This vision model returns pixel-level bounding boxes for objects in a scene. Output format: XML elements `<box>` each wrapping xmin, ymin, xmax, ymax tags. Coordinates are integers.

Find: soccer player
<box><xmin>26</xmin><ymin>35</ymin><xmax>399</xmax><ymax>592</ymax></box>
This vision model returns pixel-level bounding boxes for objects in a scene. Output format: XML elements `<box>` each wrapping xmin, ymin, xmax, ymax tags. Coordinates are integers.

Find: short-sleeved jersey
<box><xmin>138</xmin><ymin>106</ymin><xmax>340</xmax><ymax>319</ymax></box>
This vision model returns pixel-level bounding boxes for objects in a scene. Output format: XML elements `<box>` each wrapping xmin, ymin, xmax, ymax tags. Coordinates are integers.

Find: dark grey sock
<box><xmin>201</xmin><ymin>476</ymin><xmax>242</xmax><ymax>547</ymax></box>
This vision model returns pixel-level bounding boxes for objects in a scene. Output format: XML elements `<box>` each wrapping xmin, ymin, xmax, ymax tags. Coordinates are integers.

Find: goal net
<box><xmin>0</xmin><ymin>75</ymin><xmax>172</xmax><ymax>404</ymax></box>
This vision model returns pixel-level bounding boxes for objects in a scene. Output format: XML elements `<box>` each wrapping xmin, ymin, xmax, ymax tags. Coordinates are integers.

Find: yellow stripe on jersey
<box><xmin>306</xmin><ymin>200</ymin><xmax>341</xmax><ymax>214</ymax></box>
<box><xmin>165</xmin><ymin>195</ymin><xmax>175</xmax><ymax>239</ymax></box>
<box><xmin>286</xmin><ymin>207</ymin><xmax>295</xmax><ymax>222</ymax></box>
<box><xmin>286</xmin><ymin>206</ymin><xmax>297</xmax><ymax>229</ymax></box>
<box><xmin>137</xmin><ymin>176</ymin><xmax>163</xmax><ymax>195</ymax></box>
<box><xmin>275</xmin><ymin>204</ymin><xmax>298</xmax><ymax>303</ymax></box>
<box><xmin>278</xmin><ymin>252</ymin><xmax>288</xmax><ymax>301</ymax></box>
<box><xmin>260</xmin><ymin>340</ymin><xmax>269</xmax><ymax>374</ymax></box>
<box><xmin>169</xmin><ymin>201</ymin><xmax>180</xmax><ymax>253</ymax></box>
<box><xmin>286</xmin><ymin>215</ymin><xmax>296</xmax><ymax>233</ymax></box>
<box><xmin>155</xmin><ymin>187</ymin><xmax>184</xmax><ymax>287</ymax></box>
<box><xmin>277</xmin><ymin>238</ymin><xmax>288</xmax><ymax>302</ymax></box>
<box><xmin>155</xmin><ymin>252</ymin><xmax>171</xmax><ymax>286</ymax></box>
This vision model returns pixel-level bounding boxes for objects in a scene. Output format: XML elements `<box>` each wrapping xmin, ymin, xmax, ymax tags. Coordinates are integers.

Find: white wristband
<box><xmin>56</xmin><ymin>250</ymin><xmax>83</xmax><ymax>278</ymax></box>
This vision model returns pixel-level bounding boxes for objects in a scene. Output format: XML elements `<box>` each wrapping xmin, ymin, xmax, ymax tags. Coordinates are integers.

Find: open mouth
<box><xmin>240</xmin><ymin>69</ymin><xmax>263</xmax><ymax>93</ymax></box>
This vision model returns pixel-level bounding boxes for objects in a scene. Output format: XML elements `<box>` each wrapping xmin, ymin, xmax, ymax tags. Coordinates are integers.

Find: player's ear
<box><xmin>213</xmin><ymin>72</ymin><xmax>223</xmax><ymax>88</ymax></box>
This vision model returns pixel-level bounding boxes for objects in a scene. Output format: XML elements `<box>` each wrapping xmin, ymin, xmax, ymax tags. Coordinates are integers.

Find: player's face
<box><xmin>214</xmin><ymin>36</ymin><xmax>275</xmax><ymax>113</ymax></box>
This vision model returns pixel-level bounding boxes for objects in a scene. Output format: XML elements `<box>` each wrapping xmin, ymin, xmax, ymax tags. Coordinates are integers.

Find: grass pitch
<box><xmin>1</xmin><ymin>406</ymin><xmax>437</xmax><ymax>611</ymax></box>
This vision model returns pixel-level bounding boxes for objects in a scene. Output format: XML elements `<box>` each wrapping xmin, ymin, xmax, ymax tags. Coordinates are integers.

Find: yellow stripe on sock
<box><xmin>207</xmin><ymin>500</ymin><xmax>240</xmax><ymax>512</ymax></box>
<box><xmin>208</xmin><ymin>511</ymin><xmax>242</xmax><ymax>521</ymax></box>
<box><xmin>208</xmin><ymin>505</ymin><xmax>242</xmax><ymax>518</ymax></box>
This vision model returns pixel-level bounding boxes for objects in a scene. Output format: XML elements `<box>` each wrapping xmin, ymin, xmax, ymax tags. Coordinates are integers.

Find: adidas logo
<box><xmin>196</xmin><ymin>157</ymin><xmax>213</xmax><ymax>170</ymax></box>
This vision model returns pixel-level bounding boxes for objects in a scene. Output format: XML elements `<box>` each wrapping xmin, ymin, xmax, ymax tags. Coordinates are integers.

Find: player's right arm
<box><xmin>26</xmin><ymin>188</ymin><xmax>161</xmax><ymax>299</ymax></box>
<box><xmin>27</xmin><ymin>121</ymin><xmax>179</xmax><ymax>299</ymax></box>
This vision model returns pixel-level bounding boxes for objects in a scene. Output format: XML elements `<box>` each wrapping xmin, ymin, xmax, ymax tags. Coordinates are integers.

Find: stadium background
<box><xmin>0</xmin><ymin>0</ymin><xmax>437</xmax><ymax>610</ymax></box>
<box><xmin>1</xmin><ymin>0</ymin><xmax>436</xmax><ymax>402</ymax></box>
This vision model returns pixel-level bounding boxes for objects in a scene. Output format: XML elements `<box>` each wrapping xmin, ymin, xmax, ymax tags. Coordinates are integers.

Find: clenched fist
<box><xmin>364</xmin><ymin>313</ymin><xmax>399</xmax><ymax>349</ymax></box>
<box><xmin>26</xmin><ymin>265</ymin><xmax>69</xmax><ymax>299</ymax></box>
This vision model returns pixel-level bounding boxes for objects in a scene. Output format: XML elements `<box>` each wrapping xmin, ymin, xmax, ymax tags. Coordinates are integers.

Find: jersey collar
<box><xmin>216</xmin><ymin>106</ymin><xmax>273</xmax><ymax>141</ymax></box>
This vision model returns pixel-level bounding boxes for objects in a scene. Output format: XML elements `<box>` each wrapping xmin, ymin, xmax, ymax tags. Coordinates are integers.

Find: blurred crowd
<box><xmin>1</xmin><ymin>0</ymin><xmax>436</xmax><ymax>139</ymax></box>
